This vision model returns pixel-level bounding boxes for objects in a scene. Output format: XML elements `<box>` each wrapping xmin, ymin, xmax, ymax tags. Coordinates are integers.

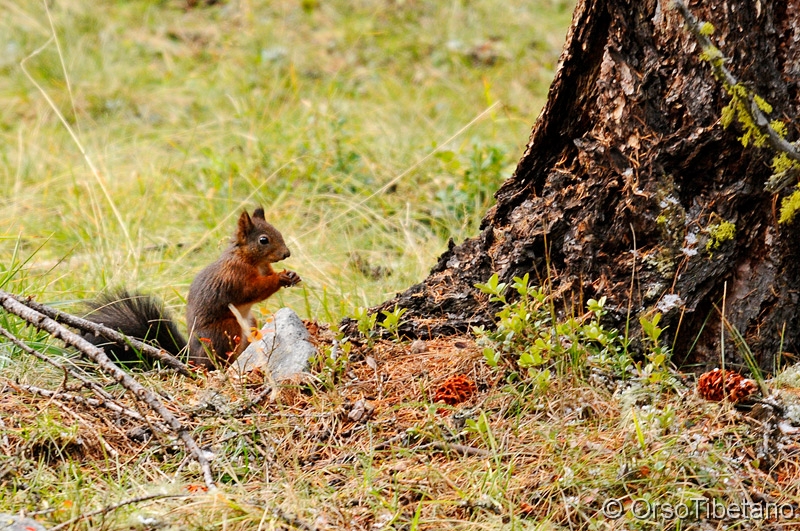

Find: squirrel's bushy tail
<box><xmin>84</xmin><ymin>290</ymin><xmax>187</xmax><ymax>365</ymax></box>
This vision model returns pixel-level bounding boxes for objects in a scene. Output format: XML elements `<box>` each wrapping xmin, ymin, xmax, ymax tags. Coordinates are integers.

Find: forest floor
<box><xmin>2</xmin><ymin>317</ymin><xmax>800</xmax><ymax>530</ymax></box>
<box><xmin>2</xmin><ymin>0</ymin><xmax>800</xmax><ymax>529</ymax></box>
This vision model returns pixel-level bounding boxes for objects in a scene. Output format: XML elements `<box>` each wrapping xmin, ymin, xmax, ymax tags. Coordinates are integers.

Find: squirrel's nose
<box><xmin>282</xmin><ymin>249</ymin><xmax>291</xmax><ymax>260</ymax></box>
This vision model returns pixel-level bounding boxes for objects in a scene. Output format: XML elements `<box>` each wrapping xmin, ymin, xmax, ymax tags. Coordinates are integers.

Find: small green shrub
<box><xmin>474</xmin><ymin>273</ymin><xmax>632</xmax><ymax>380</ymax></box>
<box><xmin>473</xmin><ymin>273</ymin><xmax>682</xmax><ymax>393</ymax></box>
<box><xmin>353</xmin><ymin>306</ymin><xmax>378</xmax><ymax>347</ymax></box>
<box><xmin>379</xmin><ymin>305</ymin><xmax>408</xmax><ymax>342</ymax></box>
<box><xmin>638</xmin><ymin>312</ymin><xmax>675</xmax><ymax>386</ymax></box>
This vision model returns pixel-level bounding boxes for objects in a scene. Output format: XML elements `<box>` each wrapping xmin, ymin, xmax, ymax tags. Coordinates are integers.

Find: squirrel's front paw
<box><xmin>279</xmin><ymin>270</ymin><xmax>302</xmax><ymax>287</ymax></box>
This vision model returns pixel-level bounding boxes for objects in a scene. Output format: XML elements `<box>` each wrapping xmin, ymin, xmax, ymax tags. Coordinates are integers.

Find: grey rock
<box><xmin>231</xmin><ymin>308</ymin><xmax>316</xmax><ymax>381</ymax></box>
<box><xmin>0</xmin><ymin>514</ymin><xmax>48</xmax><ymax>531</ymax></box>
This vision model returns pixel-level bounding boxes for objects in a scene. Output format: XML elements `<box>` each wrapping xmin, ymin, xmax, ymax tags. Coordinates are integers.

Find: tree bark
<box><xmin>363</xmin><ymin>0</ymin><xmax>800</xmax><ymax>373</ymax></box>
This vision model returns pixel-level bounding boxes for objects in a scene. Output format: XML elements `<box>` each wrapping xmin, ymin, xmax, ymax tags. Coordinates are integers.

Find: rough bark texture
<box><xmin>362</xmin><ymin>0</ymin><xmax>800</xmax><ymax>373</ymax></box>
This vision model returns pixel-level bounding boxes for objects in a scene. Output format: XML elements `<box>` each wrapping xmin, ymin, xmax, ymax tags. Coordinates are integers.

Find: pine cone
<box><xmin>697</xmin><ymin>368</ymin><xmax>726</xmax><ymax>401</ymax></box>
<box><xmin>697</xmin><ymin>368</ymin><xmax>758</xmax><ymax>403</ymax></box>
<box><xmin>433</xmin><ymin>375</ymin><xmax>477</xmax><ymax>405</ymax></box>
<box><xmin>728</xmin><ymin>375</ymin><xmax>758</xmax><ymax>403</ymax></box>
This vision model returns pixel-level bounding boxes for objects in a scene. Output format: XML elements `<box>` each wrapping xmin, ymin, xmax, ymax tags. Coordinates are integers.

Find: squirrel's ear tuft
<box><xmin>252</xmin><ymin>207</ymin><xmax>265</xmax><ymax>220</ymax></box>
<box><xmin>236</xmin><ymin>210</ymin><xmax>254</xmax><ymax>241</ymax></box>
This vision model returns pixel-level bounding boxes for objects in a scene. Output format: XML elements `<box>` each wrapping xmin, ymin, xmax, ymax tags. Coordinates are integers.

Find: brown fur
<box><xmin>185</xmin><ymin>207</ymin><xmax>301</xmax><ymax>368</ymax></box>
<box><xmin>85</xmin><ymin>207</ymin><xmax>300</xmax><ymax>369</ymax></box>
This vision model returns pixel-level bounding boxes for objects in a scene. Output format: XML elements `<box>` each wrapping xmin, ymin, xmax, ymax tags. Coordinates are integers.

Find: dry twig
<box><xmin>9</xmin><ymin>382</ymin><xmax>166</xmax><ymax>432</ymax></box>
<box><xmin>373</xmin><ymin>430</ymin><xmax>490</xmax><ymax>458</ymax></box>
<box><xmin>0</xmin><ymin>325</ymin><xmax>116</xmax><ymax>400</ymax></box>
<box><xmin>235</xmin><ymin>386</ymin><xmax>274</xmax><ymax>416</ymax></box>
<box><xmin>426</xmin><ymin>441</ymin><xmax>491</xmax><ymax>458</ymax></box>
<box><xmin>9</xmin><ymin>292</ymin><xmax>194</xmax><ymax>378</ymax></box>
<box><xmin>271</xmin><ymin>506</ymin><xmax>316</xmax><ymax>531</ymax></box>
<box><xmin>49</xmin><ymin>493</ymin><xmax>190</xmax><ymax>531</ymax></box>
<box><xmin>0</xmin><ymin>289</ymin><xmax>216</xmax><ymax>489</ymax></box>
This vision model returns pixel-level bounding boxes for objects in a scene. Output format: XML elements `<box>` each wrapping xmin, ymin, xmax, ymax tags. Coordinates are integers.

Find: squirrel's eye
<box><xmin>259</xmin><ymin>235</ymin><xmax>270</xmax><ymax>245</ymax></box>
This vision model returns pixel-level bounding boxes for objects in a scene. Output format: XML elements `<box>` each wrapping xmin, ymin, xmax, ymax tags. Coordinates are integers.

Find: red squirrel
<box><xmin>84</xmin><ymin>207</ymin><xmax>301</xmax><ymax>369</ymax></box>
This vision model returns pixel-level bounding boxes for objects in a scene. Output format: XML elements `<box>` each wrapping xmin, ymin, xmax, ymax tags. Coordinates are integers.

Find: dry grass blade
<box><xmin>49</xmin><ymin>494</ymin><xmax>190</xmax><ymax>531</ymax></box>
<box><xmin>0</xmin><ymin>288</ymin><xmax>216</xmax><ymax>490</ymax></box>
<box><xmin>0</xmin><ymin>324</ymin><xmax>116</xmax><ymax>401</ymax></box>
<box><xmin>20</xmin><ymin>1</ymin><xmax>134</xmax><ymax>253</ymax></box>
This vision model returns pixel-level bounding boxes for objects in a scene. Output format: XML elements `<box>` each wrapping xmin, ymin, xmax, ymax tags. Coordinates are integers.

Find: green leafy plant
<box><xmin>474</xmin><ymin>273</ymin><xmax>631</xmax><ymax>380</ymax></box>
<box><xmin>464</xmin><ymin>410</ymin><xmax>499</xmax><ymax>455</ymax></box>
<box><xmin>315</xmin><ymin>337</ymin><xmax>351</xmax><ymax>389</ymax></box>
<box><xmin>353</xmin><ymin>306</ymin><xmax>378</xmax><ymax>347</ymax></box>
<box><xmin>638</xmin><ymin>312</ymin><xmax>674</xmax><ymax>385</ymax></box>
<box><xmin>379</xmin><ymin>305</ymin><xmax>408</xmax><ymax>342</ymax></box>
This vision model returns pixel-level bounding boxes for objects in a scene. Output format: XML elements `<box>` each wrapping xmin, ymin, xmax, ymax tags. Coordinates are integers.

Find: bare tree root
<box><xmin>0</xmin><ymin>289</ymin><xmax>216</xmax><ymax>490</ymax></box>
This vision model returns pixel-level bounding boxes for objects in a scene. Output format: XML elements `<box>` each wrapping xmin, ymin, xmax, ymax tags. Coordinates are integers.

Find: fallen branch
<box><xmin>373</xmin><ymin>431</ymin><xmax>411</xmax><ymax>451</ymax></box>
<box><xmin>426</xmin><ymin>441</ymin><xmax>491</xmax><ymax>458</ymax></box>
<box><xmin>9</xmin><ymin>293</ymin><xmax>194</xmax><ymax>378</ymax></box>
<box><xmin>234</xmin><ymin>386</ymin><xmax>274</xmax><ymax>416</ymax></box>
<box><xmin>270</xmin><ymin>507</ymin><xmax>316</xmax><ymax>531</ymax></box>
<box><xmin>0</xmin><ymin>289</ymin><xmax>215</xmax><ymax>489</ymax></box>
<box><xmin>0</xmin><ymin>325</ymin><xmax>116</xmax><ymax>400</ymax></box>
<box><xmin>8</xmin><ymin>381</ymin><xmax>168</xmax><ymax>433</ymax></box>
<box><xmin>373</xmin><ymin>430</ymin><xmax>491</xmax><ymax>458</ymax></box>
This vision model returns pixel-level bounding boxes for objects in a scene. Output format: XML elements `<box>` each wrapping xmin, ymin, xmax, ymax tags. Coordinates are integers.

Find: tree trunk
<box><xmin>359</xmin><ymin>0</ymin><xmax>800</xmax><ymax>374</ymax></box>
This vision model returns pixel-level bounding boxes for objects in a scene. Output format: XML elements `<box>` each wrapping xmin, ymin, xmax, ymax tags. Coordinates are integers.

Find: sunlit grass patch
<box><xmin>0</xmin><ymin>0</ymin><xmax>573</xmax><ymax>322</ymax></box>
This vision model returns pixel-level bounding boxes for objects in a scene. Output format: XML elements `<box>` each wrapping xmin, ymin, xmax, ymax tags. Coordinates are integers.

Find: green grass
<box><xmin>0</xmin><ymin>0</ymin><xmax>574</xmax><ymax>323</ymax></box>
<box><xmin>0</xmin><ymin>1</ymin><xmax>578</xmax><ymax>527</ymax></box>
<box><xmin>7</xmin><ymin>2</ymin><xmax>800</xmax><ymax>531</ymax></box>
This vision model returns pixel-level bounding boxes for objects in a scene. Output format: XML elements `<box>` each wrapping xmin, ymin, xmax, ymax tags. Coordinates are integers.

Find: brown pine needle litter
<box><xmin>1</xmin><ymin>324</ymin><xmax>800</xmax><ymax>529</ymax></box>
<box><xmin>0</xmin><ymin>328</ymin><xmax>800</xmax><ymax>530</ymax></box>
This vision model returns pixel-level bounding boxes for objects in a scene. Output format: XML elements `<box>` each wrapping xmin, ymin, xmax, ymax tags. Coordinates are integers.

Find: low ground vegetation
<box><xmin>2</xmin><ymin>1</ymin><xmax>800</xmax><ymax>530</ymax></box>
<box><xmin>3</xmin><ymin>284</ymin><xmax>800</xmax><ymax>529</ymax></box>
